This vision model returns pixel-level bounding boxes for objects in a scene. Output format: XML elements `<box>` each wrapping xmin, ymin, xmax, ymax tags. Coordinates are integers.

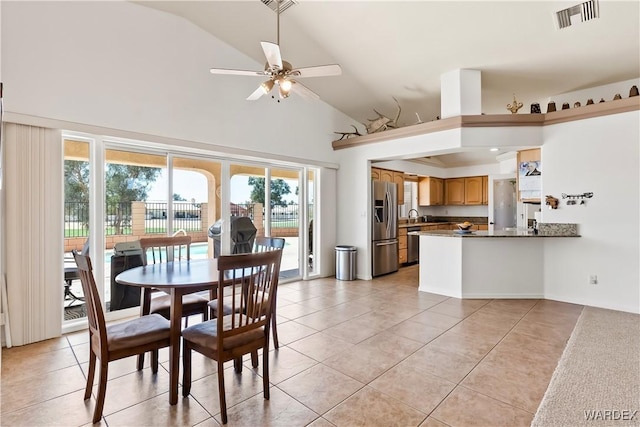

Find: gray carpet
<box><xmin>532</xmin><ymin>307</ymin><xmax>640</xmax><ymax>427</ymax></box>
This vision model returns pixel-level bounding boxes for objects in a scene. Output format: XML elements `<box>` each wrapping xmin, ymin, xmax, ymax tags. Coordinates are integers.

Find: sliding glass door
<box><xmin>62</xmin><ymin>133</ymin><xmax>318</xmax><ymax>330</ymax></box>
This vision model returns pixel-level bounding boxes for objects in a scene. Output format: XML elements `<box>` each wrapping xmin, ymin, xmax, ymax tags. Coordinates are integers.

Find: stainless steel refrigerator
<box><xmin>372</xmin><ymin>181</ymin><xmax>399</xmax><ymax>277</ymax></box>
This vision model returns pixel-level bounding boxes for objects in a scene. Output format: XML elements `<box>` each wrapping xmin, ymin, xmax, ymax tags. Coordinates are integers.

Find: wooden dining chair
<box><xmin>208</xmin><ymin>237</ymin><xmax>285</xmax><ymax>348</ymax></box>
<box><xmin>72</xmin><ymin>251</ymin><xmax>171</xmax><ymax>424</ymax></box>
<box><xmin>139</xmin><ymin>235</ymin><xmax>210</xmax><ymax>326</ymax></box>
<box><xmin>182</xmin><ymin>249</ymin><xmax>282</xmax><ymax>424</ymax></box>
<box><xmin>137</xmin><ymin>235</ymin><xmax>209</xmax><ymax>369</ymax></box>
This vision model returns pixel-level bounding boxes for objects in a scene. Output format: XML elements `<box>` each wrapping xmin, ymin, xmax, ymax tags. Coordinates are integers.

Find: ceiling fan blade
<box><xmin>210</xmin><ymin>68</ymin><xmax>266</xmax><ymax>76</ymax></box>
<box><xmin>261</xmin><ymin>41</ymin><xmax>283</xmax><ymax>70</ymax></box>
<box><xmin>246</xmin><ymin>85</ymin><xmax>267</xmax><ymax>101</ymax></box>
<box><xmin>291</xmin><ymin>81</ymin><xmax>320</xmax><ymax>100</ymax></box>
<box><xmin>291</xmin><ymin>64</ymin><xmax>342</xmax><ymax>78</ymax></box>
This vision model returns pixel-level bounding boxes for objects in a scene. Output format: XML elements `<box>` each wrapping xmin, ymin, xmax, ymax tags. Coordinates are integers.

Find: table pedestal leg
<box><xmin>169</xmin><ymin>289</ymin><xmax>183</xmax><ymax>405</ymax></box>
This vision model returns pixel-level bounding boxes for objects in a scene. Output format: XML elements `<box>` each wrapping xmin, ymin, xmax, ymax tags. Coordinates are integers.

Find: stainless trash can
<box><xmin>335</xmin><ymin>245</ymin><xmax>356</xmax><ymax>280</ymax></box>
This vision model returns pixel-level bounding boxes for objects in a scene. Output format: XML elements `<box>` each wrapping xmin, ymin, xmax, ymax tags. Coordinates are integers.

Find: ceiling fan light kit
<box><xmin>209</xmin><ymin>0</ymin><xmax>341</xmax><ymax>101</ymax></box>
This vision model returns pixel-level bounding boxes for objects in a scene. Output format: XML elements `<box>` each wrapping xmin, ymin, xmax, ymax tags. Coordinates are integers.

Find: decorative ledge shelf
<box><xmin>332</xmin><ymin>96</ymin><xmax>640</xmax><ymax>150</ymax></box>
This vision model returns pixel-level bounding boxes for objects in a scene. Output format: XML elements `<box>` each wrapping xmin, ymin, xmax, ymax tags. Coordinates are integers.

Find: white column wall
<box><xmin>541</xmin><ymin>111</ymin><xmax>640</xmax><ymax>313</ymax></box>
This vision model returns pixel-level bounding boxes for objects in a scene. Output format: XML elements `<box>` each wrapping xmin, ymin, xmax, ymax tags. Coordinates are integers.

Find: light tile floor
<box><xmin>1</xmin><ymin>265</ymin><xmax>584</xmax><ymax>426</ymax></box>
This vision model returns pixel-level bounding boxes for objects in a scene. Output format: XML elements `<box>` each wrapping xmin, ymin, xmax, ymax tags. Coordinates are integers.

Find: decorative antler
<box><xmin>334</xmin><ymin>125</ymin><xmax>362</xmax><ymax>140</ymax></box>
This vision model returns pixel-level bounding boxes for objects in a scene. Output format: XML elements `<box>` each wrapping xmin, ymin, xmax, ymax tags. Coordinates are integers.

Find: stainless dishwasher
<box><xmin>407</xmin><ymin>226</ymin><xmax>421</xmax><ymax>264</ymax></box>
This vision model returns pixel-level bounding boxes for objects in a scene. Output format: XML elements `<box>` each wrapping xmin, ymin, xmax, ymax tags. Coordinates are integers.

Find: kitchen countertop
<box><xmin>412</xmin><ymin>229</ymin><xmax>580</xmax><ymax>238</ymax></box>
<box><xmin>399</xmin><ymin>222</ymin><xmax>449</xmax><ymax>228</ymax></box>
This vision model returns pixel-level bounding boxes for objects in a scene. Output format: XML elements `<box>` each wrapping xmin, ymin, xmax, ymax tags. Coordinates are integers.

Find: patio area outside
<box><xmin>64</xmin><ymin>238</ymin><xmax>301</xmax><ymax>321</ymax></box>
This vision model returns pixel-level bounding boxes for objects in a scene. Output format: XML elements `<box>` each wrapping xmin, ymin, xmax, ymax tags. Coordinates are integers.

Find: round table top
<box><xmin>115</xmin><ymin>258</ymin><xmax>220</xmax><ymax>289</ymax></box>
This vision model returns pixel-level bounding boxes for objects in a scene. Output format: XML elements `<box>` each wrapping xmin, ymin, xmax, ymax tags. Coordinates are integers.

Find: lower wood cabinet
<box><xmin>398</xmin><ymin>227</ymin><xmax>407</xmax><ymax>264</ymax></box>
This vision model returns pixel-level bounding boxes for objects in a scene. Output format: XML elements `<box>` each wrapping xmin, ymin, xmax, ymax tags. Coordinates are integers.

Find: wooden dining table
<box><xmin>115</xmin><ymin>258</ymin><xmax>220</xmax><ymax>405</ymax></box>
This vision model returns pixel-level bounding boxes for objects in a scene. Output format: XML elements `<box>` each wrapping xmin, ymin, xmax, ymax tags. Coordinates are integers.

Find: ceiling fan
<box><xmin>209</xmin><ymin>0</ymin><xmax>342</xmax><ymax>101</ymax></box>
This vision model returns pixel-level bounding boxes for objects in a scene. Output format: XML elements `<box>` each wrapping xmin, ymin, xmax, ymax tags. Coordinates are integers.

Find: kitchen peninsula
<box><xmin>416</xmin><ymin>224</ymin><xmax>580</xmax><ymax>298</ymax></box>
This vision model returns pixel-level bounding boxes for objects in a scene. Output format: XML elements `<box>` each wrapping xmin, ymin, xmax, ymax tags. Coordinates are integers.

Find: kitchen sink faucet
<box><xmin>408</xmin><ymin>209</ymin><xmax>419</xmax><ymax>223</ymax></box>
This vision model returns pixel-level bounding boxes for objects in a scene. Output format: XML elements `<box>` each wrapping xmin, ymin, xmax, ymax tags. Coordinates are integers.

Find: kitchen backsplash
<box><xmin>538</xmin><ymin>223</ymin><xmax>579</xmax><ymax>236</ymax></box>
<box><xmin>419</xmin><ymin>205</ymin><xmax>488</xmax><ymax>217</ymax></box>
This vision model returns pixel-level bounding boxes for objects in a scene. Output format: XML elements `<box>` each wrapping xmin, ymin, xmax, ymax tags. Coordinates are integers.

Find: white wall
<box><xmin>542</xmin><ymin>110</ymin><xmax>640</xmax><ymax>313</ymax></box>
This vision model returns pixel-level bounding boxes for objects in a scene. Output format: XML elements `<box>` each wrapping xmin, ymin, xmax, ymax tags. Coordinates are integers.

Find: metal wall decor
<box><xmin>561</xmin><ymin>192</ymin><xmax>594</xmax><ymax>206</ymax></box>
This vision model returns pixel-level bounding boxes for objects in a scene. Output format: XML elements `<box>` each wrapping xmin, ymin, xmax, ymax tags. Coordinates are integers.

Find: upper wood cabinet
<box><xmin>482</xmin><ymin>176</ymin><xmax>488</xmax><ymax>205</ymax></box>
<box><xmin>393</xmin><ymin>172</ymin><xmax>405</xmax><ymax>205</ymax></box>
<box><xmin>464</xmin><ymin>176</ymin><xmax>483</xmax><ymax>205</ymax></box>
<box><xmin>418</xmin><ymin>177</ymin><xmax>444</xmax><ymax>206</ymax></box>
<box><xmin>371</xmin><ymin>168</ymin><xmax>380</xmax><ymax>181</ymax></box>
<box><xmin>445</xmin><ymin>178</ymin><xmax>465</xmax><ymax>205</ymax></box>
<box><xmin>379</xmin><ymin>169</ymin><xmax>394</xmax><ymax>182</ymax></box>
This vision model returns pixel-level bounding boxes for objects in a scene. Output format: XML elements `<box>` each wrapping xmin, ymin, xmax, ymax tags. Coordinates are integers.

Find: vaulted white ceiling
<box><xmin>137</xmin><ymin>1</ymin><xmax>639</xmax><ymax>165</ymax></box>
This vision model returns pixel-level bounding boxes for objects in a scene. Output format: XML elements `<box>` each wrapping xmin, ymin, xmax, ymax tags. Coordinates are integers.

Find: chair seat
<box><xmin>150</xmin><ymin>293</ymin><xmax>209</xmax><ymax>319</ymax></box>
<box><xmin>182</xmin><ymin>315</ymin><xmax>265</xmax><ymax>350</ymax></box>
<box><xmin>207</xmin><ymin>297</ymin><xmax>237</xmax><ymax>317</ymax></box>
<box><xmin>106</xmin><ymin>314</ymin><xmax>170</xmax><ymax>352</ymax></box>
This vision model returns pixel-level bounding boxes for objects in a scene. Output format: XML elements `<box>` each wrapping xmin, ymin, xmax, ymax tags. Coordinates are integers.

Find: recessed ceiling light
<box><xmin>490</xmin><ymin>148</ymin><xmax>499</xmax><ymax>152</ymax></box>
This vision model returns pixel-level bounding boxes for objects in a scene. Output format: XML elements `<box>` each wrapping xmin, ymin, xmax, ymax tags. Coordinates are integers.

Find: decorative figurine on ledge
<box><xmin>545</xmin><ymin>195</ymin><xmax>559</xmax><ymax>210</ymax></box>
<box><xmin>507</xmin><ymin>94</ymin><xmax>523</xmax><ymax>114</ymax></box>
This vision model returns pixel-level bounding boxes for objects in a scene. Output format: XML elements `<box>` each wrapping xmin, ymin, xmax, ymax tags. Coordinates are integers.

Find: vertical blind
<box><xmin>4</xmin><ymin>123</ymin><xmax>62</xmax><ymax>345</ymax></box>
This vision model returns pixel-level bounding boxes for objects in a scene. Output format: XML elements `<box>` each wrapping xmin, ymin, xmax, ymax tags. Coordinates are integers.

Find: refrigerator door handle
<box><xmin>385</xmin><ymin>190</ymin><xmax>391</xmax><ymax>235</ymax></box>
<box><xmin>375</xmin><ymin>241</ymin><xmax>397</xmax><ymax>246</ymax></box>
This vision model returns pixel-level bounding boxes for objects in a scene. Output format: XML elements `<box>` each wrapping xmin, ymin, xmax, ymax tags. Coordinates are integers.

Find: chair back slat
<box><xmin>216</xmin><ymin>250</ymin><xmax>282</xmax><ymax>339</ymax></box>
<box><xmin>253</xmin><ymin>237</ymin><xmax>285</xmax><ymax>253</ymax></box>
<box><xmin>139</xmin><ymin>235</ymin><xmax>191</xmax><ymax>265</ymax></box>
<box><xmin>72</xmin><ymin>251</ymin><xmax>108</xmax><ymax>357</ymax></box>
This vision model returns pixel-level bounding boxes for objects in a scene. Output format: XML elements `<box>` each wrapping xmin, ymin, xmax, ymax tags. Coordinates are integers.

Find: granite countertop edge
<box><xmin>412</xmin><ymin>230</ymin><xmax>580</xmax><ymax>238</ymax></box>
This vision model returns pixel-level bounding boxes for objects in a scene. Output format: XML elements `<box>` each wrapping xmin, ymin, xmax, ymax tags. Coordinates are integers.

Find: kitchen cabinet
<box><xmin>379</xmin><ymin>169</ymin><xmax>394</xmax><ymax>182</ymax></box>
<box><xmin>482</xmin><ymin>176</ymin><xmax>488</xmax><ymax>205</ymax></box>
<box><xmin>393</xmin><ymin>172</ymin><xmax>405</xmax><ymax>205</ymax></box>
<box><xmin>398</xmin><ymin>227</ymin><xmax>407</xmax><ymax>265</ymax></box>
<box><xmin>445</xmin><ymin>178</ymin><xmax>465</xmax><ymax>205</ymax></box>
<box><xmin>464</xmin><ymin>176</ymin><xmax>483</xmax><ymax>205</ymax></box>
<box><xmin>371</xmin><ymin>168</ymin><xmax>380</xmax><ymax>181</ymax></box>
<box><xmin>418</xmin><ymin>177</ymin><xmax>444</xmax><ymax>206</ymax></box>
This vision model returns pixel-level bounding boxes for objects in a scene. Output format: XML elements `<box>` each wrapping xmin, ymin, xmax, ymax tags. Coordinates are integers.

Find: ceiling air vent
<box><xmin>261</xmin><ymin>0</ymin><xmax>297</xmax><ymax>14</ymax></box>
<box><xmin>555</xmin><ymin>0</ymin><xmax>599</xmax><ymax>29</ymax></box>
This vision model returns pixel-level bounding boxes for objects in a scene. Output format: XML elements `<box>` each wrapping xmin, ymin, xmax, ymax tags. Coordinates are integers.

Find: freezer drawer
<box><xmin>372</xmin><ymin>239</ymin><xmax>399</xmax><ymax>277</ymax></box>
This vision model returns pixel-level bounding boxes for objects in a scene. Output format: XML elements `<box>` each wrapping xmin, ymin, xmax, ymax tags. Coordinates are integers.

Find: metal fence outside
<box><xmin>64</xmin><ymin>201</ymin><xmax>304</xmax><ymax>237</ymax></box>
